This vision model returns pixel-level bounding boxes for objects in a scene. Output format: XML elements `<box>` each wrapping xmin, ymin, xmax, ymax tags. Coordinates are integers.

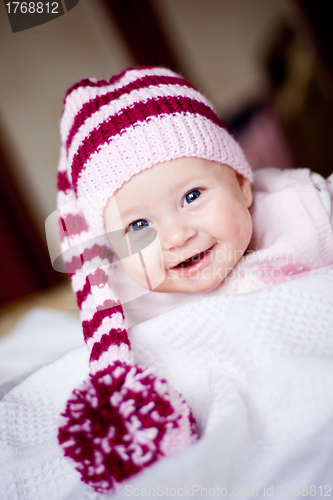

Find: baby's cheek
<box><xmin>240</xmin><ymin>210</ymin><xmax>253</xmax><ymax>246</ymax></box>
<box><xmin>121</xmin><ymin>238</ymin><xmax>165</xmax><ymax>291</ymax></box>
<box><xmin>223</xmin><ymin>206</ymin><xmax>252</xmax><ymax>244</ymax></box>
<box><xmin>121</xmin><ymin>254</ymin><xmax>150</xmax><ymax>290</ymax></box>
<box><xmin>140</xmin><ymin>235</ymin><xmax>165</xmax><ymax>291</ymax></box>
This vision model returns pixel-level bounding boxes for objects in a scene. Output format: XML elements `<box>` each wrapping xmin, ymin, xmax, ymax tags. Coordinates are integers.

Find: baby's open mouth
<box><xmin>176</xmin><ymin>248</ymin><xmax>212</xmax><ymax>268</ymax></box>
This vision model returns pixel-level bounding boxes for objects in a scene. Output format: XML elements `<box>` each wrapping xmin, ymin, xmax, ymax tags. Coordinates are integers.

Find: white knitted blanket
<box><xmin>1</xmin><ymin>271</ymin><xmax>333</xmax><ymax>500</ymax></box>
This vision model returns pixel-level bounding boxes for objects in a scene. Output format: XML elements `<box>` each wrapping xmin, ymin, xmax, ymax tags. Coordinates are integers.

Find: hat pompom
<box><xmin>58</xmin><ymin>362</ymin><xmax>196</xmax><ymax>492</ymax></box>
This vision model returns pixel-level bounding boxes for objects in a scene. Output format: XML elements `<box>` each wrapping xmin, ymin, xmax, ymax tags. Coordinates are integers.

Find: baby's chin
<box><xmin>152</xmin><ymin>275</ymin><xmax>225</xmax><ymax>294</ymax></box>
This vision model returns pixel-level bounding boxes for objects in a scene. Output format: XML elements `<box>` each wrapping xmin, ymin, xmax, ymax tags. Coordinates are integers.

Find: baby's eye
<box><xmin>182</xmin><ymin>189</ymin><xmax>202</xmax><ymax>207</ymax></box>
<box><xmin>128</xmin><ymin>219</ymin><xmax>151</xmax><ymax>232</ymax></box>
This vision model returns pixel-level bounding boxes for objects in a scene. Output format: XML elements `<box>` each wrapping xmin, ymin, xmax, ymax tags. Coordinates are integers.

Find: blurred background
<box><xmin>1</xmin><ymin>0</ymin><xmax>333</xmax><ymax>335</ymax></box>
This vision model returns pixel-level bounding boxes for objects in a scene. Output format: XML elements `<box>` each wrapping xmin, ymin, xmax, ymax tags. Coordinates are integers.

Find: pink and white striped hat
<box><xmin>57</xmin><ymin>66</ymin><xmax>252</xmax><ymax>492</ymax></box>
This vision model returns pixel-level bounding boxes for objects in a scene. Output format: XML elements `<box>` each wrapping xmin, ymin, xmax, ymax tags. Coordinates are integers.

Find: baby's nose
<box><xmin>163</xmin><ymin>222</ymin><xmax>197</xmax><ymax>250</ymax></box>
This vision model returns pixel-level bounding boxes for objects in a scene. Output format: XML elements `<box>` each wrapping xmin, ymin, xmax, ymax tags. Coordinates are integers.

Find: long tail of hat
<box><xmin>57</xmin><ymin>175</ymin><xmax>197</xmax><ymax>492</ymax></box>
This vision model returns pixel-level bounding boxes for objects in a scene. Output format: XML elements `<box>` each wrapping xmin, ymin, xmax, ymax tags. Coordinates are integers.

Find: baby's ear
<box><xmin>237</xmin><ymin>174</ymin><xmax>253</xmax><ymax>208</ymax></box>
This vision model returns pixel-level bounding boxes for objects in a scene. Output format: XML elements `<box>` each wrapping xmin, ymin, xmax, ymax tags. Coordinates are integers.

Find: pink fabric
<box><xmin>60</xmin><ymin>66</ymin><xmax>252</xmax><ymax>236</ymax></box>
<box><xmin>76</xmin><ymin>270</ymin><xmax>108</xmax><ymax>309</ymax></box>
<box><xmin>65</xmin><ymin>244</ymin><xmax>113</xmax><ymax>277</ymax></box>
<box><xmin>70</xmin><ymin>96</ymin><xmax>225</xmax><ymax>193</ymax></box>
<box><xmin>82</xmin><ymin>303</ymin><xmax>124</xmax><ymax>343</ymax></box>
<box><xmin>235</xmin><ymin>167</ymin><xmax>333</xmax><ymax>291</ymax></box>
<box><xmin>58</xmin><ymin>362</ymin><xmax>196</xmax><ymax>492</ymax></box>
<box><xmin>59</xmin><ymin>214</ymin><xmax>88</xmax><ymax>240</ymax></box>
<box><xmin>66</xmin><ymin>75</ymin><xmax>195</xmax><ymax>151</ymax></box>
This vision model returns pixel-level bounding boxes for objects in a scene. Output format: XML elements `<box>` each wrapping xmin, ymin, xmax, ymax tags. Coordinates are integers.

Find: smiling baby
<box><xmin>57</xmin><ymin>66</ymin><xmax>333</xmax><ymax>492</ymax></box>
<box><xmin>105</xmin><ymin>157</ymin><xmax>252</xmax><ymax>294</ymax></box>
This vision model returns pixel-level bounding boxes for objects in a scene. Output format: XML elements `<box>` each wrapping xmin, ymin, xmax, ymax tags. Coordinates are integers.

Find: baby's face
<box><xmin>104</xmin><ymin>157</ymin><xmax>252</xmax><ymax>293</ymax></box>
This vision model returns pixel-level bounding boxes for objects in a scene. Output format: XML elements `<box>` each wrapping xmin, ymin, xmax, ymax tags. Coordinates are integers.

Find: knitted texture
<box><xmin>57</xmin><ymin>66</ymin><xmax>252</xmax><ymax>491</ymax></box>
<box><xmin>2</xmin><ymin>273</ymin><xmax>333</xmax><ymax>499</ymax></box>
<box><xmin>58</xmin><ymin>66</ymin><xmax>252</xmax><ymax>234</ymax></box>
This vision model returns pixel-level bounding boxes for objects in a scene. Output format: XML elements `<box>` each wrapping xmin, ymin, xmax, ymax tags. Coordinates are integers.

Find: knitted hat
<box><xmin>57</xmin><ymin>66</ymin><xmax>252</xmax><ymax>492</ymax></box>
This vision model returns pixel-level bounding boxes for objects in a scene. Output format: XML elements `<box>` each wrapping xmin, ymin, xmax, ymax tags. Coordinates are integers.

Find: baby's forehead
<box><xmin>117</xmin><ymin>157</ymin><xmax>233</xmax><ymax>193</ymax></box>
<box><xmin>107</xmin><ymin>158</ymin><xmax>236</xmax><ymax>217</ymax></box>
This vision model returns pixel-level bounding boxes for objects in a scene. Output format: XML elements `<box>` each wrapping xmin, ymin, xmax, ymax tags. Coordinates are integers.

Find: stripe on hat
<box><xmin>76</xmin><ymin>269</ymin><xmax>109</xmax><ymax>309</ymax></box>
<box><xmin>66</xmin><ymin>82</ymin><xmax>214</xmax><ymax>171</ymax></box>
<box><xmin>61</xmin><ymin>67</ymin><xmax>178</xmax><ymax>143</ymax></box>
<box><xmin>86</xmin><ymin>313</ymin><xmax>124</xmax><ymax>348</ymax></box>
<box><xmin>65</xmin><ymin>244</ymin><xmax>113</xmax><ymax>277</ymax></box>
<box><xmin>59</xmin><ymin>214</ymin><xmax>89</xmax><ymax>240</ymax></box>
<box><xmin>82</xmin><ymin>303</ymin><xmax>124</xmax><ymax>342</ymax></box>
<box><xmin>58</xmin><ymin>171</ymin><xmax>71</xmax><ymax>192</ymax></box>
<box><xmin>90</xmin><ymin>328</ymin><xmax>130</xmax><ymax>362</ymax></box>
<box><xmin>66</xmin><ymin>75</ymin><xmax>194</xmax><ymax>152</ymax></box>
<box><xmin>64</xmin><ymin>66</ymin><xmax>168</xmax><ymax>101</ymax></box>
<box><xmin>64</xmin><ymin>67</ymin><xmax>134</xmax><ymax>102</ymax></box>
<box><xmin>89</xmin><ymin>343</ymin><xmax>132</xmax><ymax>373</ymax></box>
<box><xmin>71</xmin><ymin>96</ymin><xmax>224</xmax><ymax>193</ymax></box>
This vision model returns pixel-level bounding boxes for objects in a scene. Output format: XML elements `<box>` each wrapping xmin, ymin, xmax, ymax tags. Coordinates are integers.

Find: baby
<box><xmin>57</xmin><ymin>66</ymin><xmax>333</xmax><ymax>493</ymax></box>
<box><xmin>105</xmin><ymin>156</ymin><xmax>252</xmax><ymax>294</ymax></box>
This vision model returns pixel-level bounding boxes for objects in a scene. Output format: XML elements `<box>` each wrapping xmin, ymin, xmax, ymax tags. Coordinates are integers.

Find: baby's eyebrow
<box><xmin>116</xmin><ymin>173</ymin><xmax>209</xmax><ymax>220</ymax></box>
<box><xmin>118</xmin><ymin>205</ymin><xmax>142</xmax><ymax>220</ymax></box>
<box><xmin>118</xmin><ymin>206</ymin><xmax>133</xmax><ymax>218</ymax></box>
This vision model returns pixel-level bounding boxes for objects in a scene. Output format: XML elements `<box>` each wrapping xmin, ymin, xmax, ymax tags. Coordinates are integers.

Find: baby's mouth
<box><xmin>175</xmin><ymin>248</ymin><xmax>212</xmax><ymax>268</ymax></box>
